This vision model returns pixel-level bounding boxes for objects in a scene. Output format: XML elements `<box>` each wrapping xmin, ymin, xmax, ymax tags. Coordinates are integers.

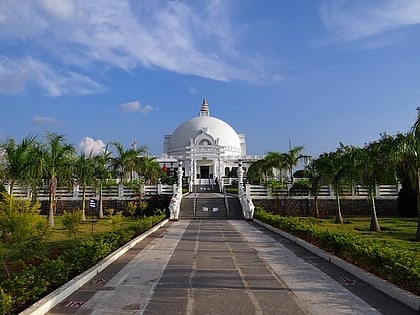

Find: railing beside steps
<box><xmin>6</xmin><ymin>183</ymin><xmax>175</xmax><ymax>200</ymax></box>
<box><xmin>247</xmin><ymin>184</ymin><xmax>400</xmax><ymax>199</ymax></box>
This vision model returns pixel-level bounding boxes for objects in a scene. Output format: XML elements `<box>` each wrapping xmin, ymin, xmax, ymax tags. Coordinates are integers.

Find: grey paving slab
<box><xmin>47</xmin><ymin>219</ymin><xmax>417</xmax><ymax>315</ymax></box>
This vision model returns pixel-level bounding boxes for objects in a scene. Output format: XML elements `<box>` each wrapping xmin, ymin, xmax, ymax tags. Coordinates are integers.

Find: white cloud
<box><xmin>0</xmin><ymin>56</ymin><xmax>103</xmax><ymax>96</ymax></box>
<box><xmin>320</xmin><ymin>0</ymin><xmax>420</xmax><ymax>41</ymax></box>
<box><xmin>32</xmin><ymin>116</ymin><xmax>56</xmax><ymax>125</ymax></box>
<box><xmin>79</xmin><ymin>137</ymin><xmax>106</xmax><ymax>156</ymax></box>
<box><xmin>0</xmin><ymin>0</ymin><xmax>273</xmax><ymax>95</ymax></box>
<box><xmin>120</xmin><ymin>101</ymin><xmax>156</xmax><ymax>114</ymax></box>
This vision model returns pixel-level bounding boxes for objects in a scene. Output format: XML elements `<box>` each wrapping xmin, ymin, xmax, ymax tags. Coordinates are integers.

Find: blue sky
<box><xmin>1</xmin><ymin>0</ymin><xmax>420</xmax><ymax>158</ymax></box>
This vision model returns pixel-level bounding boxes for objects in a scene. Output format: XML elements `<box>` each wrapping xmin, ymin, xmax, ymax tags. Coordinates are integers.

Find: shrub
<box><xmin>254</xmin><ymin>207</ymin><xmax>420</xmax><ymax>295</ymax></box>
<box><xmin>0</xmin><ymin>288</ymin><xmax>13</xmax><ymax>314</ymax></box>
<box><xmin>61</xmin><ymin>211</ymin><xmax>82</xmax><ymax>238</ymax></box>
<box><xmin>1</xmin><ymin>213</ymin><xmax>166</xmax><ymax>313</ymax></box>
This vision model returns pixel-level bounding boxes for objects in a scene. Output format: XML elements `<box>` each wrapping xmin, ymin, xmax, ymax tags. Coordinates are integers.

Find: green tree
<box><xmin>281</xmin><ymin>145</ymin><xmax>305</xmax><ymax>184</ymax></box>
<box><xmin>0</xmin><ymin>193</ymin><xmax>48</xmax><ymax>278</ymax></box>
<box><xmin>350</xmin><ymin>140</ymin><xmax>396</xmax><ymax>231</ymax></box>
<box><xmin>92</xmin><ymin>147</ymin><xmax>112</xmax><ymax>219</ymax></box>
<box><xmin>264</xmin><ymin>152</ymin><xmax>286</xmax><ymax>183</ymax></box>
<box><xmin>391</xmin><ymin>125</ymin><xmax>420</xmax><ymax>240</ymax></box>
<box><xmin>74</xmin><ymin>153</ymin><xmax>94</xmax><ymax>221</ymax></box>
<box><xmin>405</xmin><ymin>115</ymin><xmax>420</xmax><ymax>240</ymax></box>
<box><xmin>40</xmin><ymin>133</ymin><xmax>75</xmax><ymax>228</ymax></box>
<box><xmin>0</xmin><ymin>135</ymin><xmax>37</xmax><ymax>208</ymax></box>
<box><xmin>316</xmin><ymin>147</ymin><xmax>352</xmax><ymax>224</ymax></box>
<box><xmin>306</xmin><ymin>158</ymin><xmax>324</xmax><ymax>218</ymax></box>
<box><xmin>110</xmin><ymin>141</ymin><xmax>147</xmax><ymax>182</ymax></box>
<box><xmin>137</xmin><ymin>156</ymin><xmax>162</xmax><ymax>185</ymax></box>
<box><xmin>246</xmin><ymin>159</ymin><xmax>270</xmax><ymax>185</ymax></box>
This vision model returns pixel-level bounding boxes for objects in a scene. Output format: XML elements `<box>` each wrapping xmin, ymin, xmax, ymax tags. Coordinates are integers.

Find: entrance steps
<box><xmin>179</xmin><ymin>193</ymin><xmax>243</xmax><ymax>220</ymax></box>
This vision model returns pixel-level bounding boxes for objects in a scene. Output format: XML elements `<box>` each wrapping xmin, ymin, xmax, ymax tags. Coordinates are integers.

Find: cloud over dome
<box><xmin>79</xmin><ymin>136</ymin><xmax>106</xmax><ymax>155</ymax></box>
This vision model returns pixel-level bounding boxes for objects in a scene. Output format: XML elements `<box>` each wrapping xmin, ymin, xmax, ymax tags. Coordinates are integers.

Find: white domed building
<box><xmin>161</xmin><ymin>98</ymin><xmax>249</xmax><ymax>191</ymax></box>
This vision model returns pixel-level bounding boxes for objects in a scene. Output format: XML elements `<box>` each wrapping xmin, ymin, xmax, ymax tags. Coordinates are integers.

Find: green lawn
<box><xmin>45</xmin><ymin>214</ymin><xmax>142</xmax><ymax>253</ymax></box>
<box><xmin>299</xmin><ymin>216</ymin><xmax>419</xmax><ymax>260</ymax></box>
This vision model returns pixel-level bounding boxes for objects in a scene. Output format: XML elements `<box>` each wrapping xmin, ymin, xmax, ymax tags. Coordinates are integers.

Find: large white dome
<box><xmin>169</xmin><ymin>115</ymin><xmax>241</xmax><ymax>150</ymax></box>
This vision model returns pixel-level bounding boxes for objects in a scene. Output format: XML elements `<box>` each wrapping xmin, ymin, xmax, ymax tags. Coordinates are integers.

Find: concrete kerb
<box><xmin>20</xmin><ymin>219</ymin><xmax>170</xmax><ymax>315</ymax></box>
<box><xmin>253</xmin><ymin>218</ymin><xmax>420</xmax><ymax>313</ymax></box>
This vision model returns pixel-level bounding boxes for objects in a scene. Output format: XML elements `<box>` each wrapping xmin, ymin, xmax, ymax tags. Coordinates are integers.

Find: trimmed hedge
<box><xmin>1</xmin><ymin>214</ymin><xmax>165</xmax><ymax>314</ymax></box>
<box><xmin>254</xmin><ymin>207</ymin><xmax>420</xmax><ymax>296</ymax></box>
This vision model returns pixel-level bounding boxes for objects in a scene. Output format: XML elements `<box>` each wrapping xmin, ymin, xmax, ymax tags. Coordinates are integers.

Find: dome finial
<box><xmin>199</xmin><ymin>97</ymin><xmax>210</xmax><ymax>117</ymax></box>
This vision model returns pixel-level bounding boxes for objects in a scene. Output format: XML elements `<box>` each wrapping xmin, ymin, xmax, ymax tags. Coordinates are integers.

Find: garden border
<box><xmin>20</xmin><ymin>219</ymin><xmax>169</xmax><ymax>315</ymax></box>
<box><xmin>253</xmin><ymin>218</ymin><xmax>420</xmax><ymax>312</ymax></box>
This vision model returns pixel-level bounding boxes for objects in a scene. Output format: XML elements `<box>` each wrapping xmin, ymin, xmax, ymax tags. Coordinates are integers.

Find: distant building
<box><xmin>159</xmin><ymin>98</ymin><xmax>258</xmax><ymax>191</ymax></box>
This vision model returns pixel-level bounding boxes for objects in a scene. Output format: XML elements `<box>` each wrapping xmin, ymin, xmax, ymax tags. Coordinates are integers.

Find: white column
<box><xmin>238</xmin><ymin>159</ymin><xmax>244</xmax><ymax>187</ymax></box>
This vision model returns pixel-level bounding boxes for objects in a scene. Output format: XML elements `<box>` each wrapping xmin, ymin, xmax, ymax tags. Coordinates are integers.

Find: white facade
<box><xmin>160</xmin><ymin>98</ymin><xmax>251</xmax><ymax>191</ymax></box>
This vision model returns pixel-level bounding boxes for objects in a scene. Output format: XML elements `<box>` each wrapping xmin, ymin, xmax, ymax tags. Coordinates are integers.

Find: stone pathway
<box><xmin>47</xmin><ymin>220</ymin><xmax>416</xmax><ymax>315</ymax></box>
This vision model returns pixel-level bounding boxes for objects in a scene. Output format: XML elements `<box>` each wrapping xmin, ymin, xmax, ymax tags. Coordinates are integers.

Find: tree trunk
<box><xmin>48</xmin><ymin>176</ymin><xmax>57</xmax><ymax>228</ymax></box>
<box><xmin>369</xmin><ymin>191</ymin><xmax>380</xmax><ymax>232</ymax></box>
<box><xmin>314</xmin><ymin>195</ymin><xmax>319</xmax><ymax>218</ymax></box>
<box><xmin>415</xmin><ymin>169</ymin><xmax>420</xmax><ymax>241</ymax></box>
<box><xmin>335</xmin><ymin>191</ymin><xmax>343</xmax><ymax>224</ymax></box>
<box><xmin>98</xmin><ymin>182</ymin><xmax>104</xmax><ymax>219</ymax></box>
<box><xmin>81</xmin><ymin>185</ymin><xmax>86</xmax><ymax>221</ymax></box>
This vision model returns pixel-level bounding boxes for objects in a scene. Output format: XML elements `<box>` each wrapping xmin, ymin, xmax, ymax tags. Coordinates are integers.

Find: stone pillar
<box><xmin>238</xmin><ymin>159</ymin><xmax>244</xmax><ymax>188</ymax></box>
<box><xmin>118</xmin><ymin>183</ymin><xmax>124</xmax><ymax>198</ymax></box>
<box><xmin>73</xmin><ymin>184</ymin><xmax>79</xmax><ymax>198</ymax></box>
<box><xmin>177</xmin><ymin>160</ymin><xmax>183</xmax><ymax>189</ymax></box>
<box><xmin>5</xmin><ymin>183</ymin><xmax>10</xmax><ymax>194</ymax></box>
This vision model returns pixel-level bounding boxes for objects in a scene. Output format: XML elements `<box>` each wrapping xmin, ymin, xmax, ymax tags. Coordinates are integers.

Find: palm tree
<box><xmin>41</xmin><ymin>133</ymin><xmax>75</xmax><ymax>228</ymax></box>
<box><xmin>281</xmin><ymin>145</ymin><xmax>305</xmax><ymax>184</ymax></box>
<box><xmin>316</xmin><ymin>147</ymin><xmax>352</xmax><ymax>224</ymax></box>
<box><xmin>138</xmin><ymin>156</ymin><xmax>162</xmax><ymax>185</ymax></box>
<box><xmin>110</xmin><ymin>141</ymin><xmax>147</xmax><ymax>182</ymax></box>
<box><xmin>390</xmin><ymin>120</ymin><xmax>420</xmax><ymax>240</ymax></box>
<box><xmin>247</xmin><ymin>159</ymin><xmax>270</xmax><ymax>185</ymax></box>
<box><xmin>74</xmin><ymin>153</ymin><xmax>94</xmax><ymax>221</ymax></box>
<box><xmin>306</xmin><ymin>158</ymin><xmax>324</xmax><ymax>218</ymax></box>
<box><xmin>407</xmin><ymin>115</ymin><xmax>420</xmax><ymax>240</ymax></box>
<box><xmin>92</xmin><ymin>148</ymin><xmax>112</xmax><ymax>219</ymax></box>
<box><xmin>264</xmin><ymin>152</ymin><xmax>286</xmax><ymax>183</ymax></box>
<box><xmin>353</xmin><ymin>137</ymin><xmax>395</xmax><ymax>232</ymax></box>
<box><xmin>0</xmin><ymin>135</ymin><xmax>38</xmax><ymax>209</ymax></box>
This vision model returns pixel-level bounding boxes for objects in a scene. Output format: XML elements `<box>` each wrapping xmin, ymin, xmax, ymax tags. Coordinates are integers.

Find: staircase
<box><xmin>178</xmin><ymin>193</ymin><xmax>243</xmax><ymax>220</ymax></box>
<box><xmin>227</xmin><ymin>196</ymin><xmax>243</xmax><ymax>219</ymax></box>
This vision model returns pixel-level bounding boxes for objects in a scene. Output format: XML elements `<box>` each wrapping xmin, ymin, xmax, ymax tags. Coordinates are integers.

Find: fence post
<box><xmin>118</xmin><ymin>183</ymin><xmax>124</xmax><ymax>198</ymax></box>
<box><xmin>73</xmin><ymin>184</ymin><xmax>79</xmax><ymax>198</ymax></box>
<box><xmin>5</xmin><ymin>184</ymin><xmax>10</xmax><ymax>194</ymax></box>
<box><xmin>376</xmin><ymin>184</ymin><xmax>380</xmax><ymax>197</ymax></box>
<box><xmin>329</xmin><ymin>185</ymin><xmax>335</xmax><ymax>198</ymax></box>
<box><xmin>158</xmin><ymin>183</ymin><xmax>163</xmax><ymax>195</ymax></box>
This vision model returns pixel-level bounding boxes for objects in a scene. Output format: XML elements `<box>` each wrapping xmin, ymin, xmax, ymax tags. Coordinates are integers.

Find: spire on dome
<box><xmin>199</xmin><ymin>97</ymin><xmax>210</xmax><ymax>117</ymax></box>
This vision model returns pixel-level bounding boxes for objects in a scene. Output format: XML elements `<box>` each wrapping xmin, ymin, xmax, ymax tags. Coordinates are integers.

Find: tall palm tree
<box><xmin>0</xmin><ymin>135</ymin><xmax>37</xmax><ymax>209</ymax></box>
<box><xmin>390</xmin><ymin>124</ymin><xmax>420</xmax><ymax>240</ymax></box>
<box><xmin>137</xmin><ymin>156</ymin><xmax>162</xmax><ymax>185</ymax></box>
<box><xmin>92</xmin><ymin>148</ymin><xmax>112</xmax><ymax>219</ymax></box>
<box><xmin>74</xmin><ymin>153</ymin><xmax>94</xmax><ymax>221</ymax></box>
<box><xmin>110</xmin><ymin>141</ymin><xmax>147</xmax><ymax>182</ymax></box>
<box><xmin>306</xmin><ymin>158</ymin><xmax>324</xmax><ymax>218</ymax></box>
<box><xmin>264</xmin><ymin>152</ymin><xmax>286</xmax><ymax>183</ymax></box>
<box><xmin>247</xmin><ymin>159</ymin><xmax>270</xmax><ymax>185</ymax></box>
<box><xmin>316</xmin><ymin>147</ymin><xmax>352</xmax><ymax>224</ymax></box>
<box><xmin>408</xmin><ymin>115</ymin><xmax>420</xmax><ymax>240</ymax></box>
<box><xmin>41</xmin><ymin>133</ymin><xmax>75</xmax><ymax>228</ymax></box>
<box><xmin>281</xmin><ymin>145</ymin><xmax>305</xmax><ymax>184</ymax></box>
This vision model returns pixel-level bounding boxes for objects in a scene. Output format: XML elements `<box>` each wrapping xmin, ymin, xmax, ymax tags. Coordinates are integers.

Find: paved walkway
<box><xmin>47</xmin><ymin>220</ymin><xmax>415</xmax><ymax>315</ymax></box>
